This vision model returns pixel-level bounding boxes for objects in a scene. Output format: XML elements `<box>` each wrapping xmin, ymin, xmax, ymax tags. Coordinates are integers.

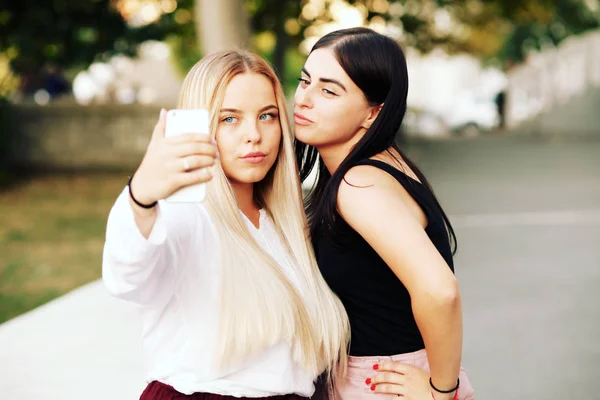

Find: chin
<box><xmin>237</xmin><ymin>170</ymin><xmax>270</xmax><ymax>184</ymax></box>
<box><xmin>294</xmin><ymin>126</ymin><xmax>318</xmax><ymax>146</ymax></box>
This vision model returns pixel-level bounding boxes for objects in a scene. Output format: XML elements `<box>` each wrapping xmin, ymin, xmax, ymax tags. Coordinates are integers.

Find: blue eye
<box><xmin>259</xmin><ymin>113</ymin><xmax>277</xmax><ymax>121</ymax></box>
<box><xmin>223</xmin><ymin>116</ymin><xmax>237</xmax><ymax>124</ymax></box>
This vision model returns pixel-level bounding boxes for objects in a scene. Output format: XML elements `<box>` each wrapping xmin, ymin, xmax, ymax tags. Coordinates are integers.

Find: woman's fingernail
<box><xmin>373</xmin><ymin>364</ymin><xmax>379</xmax><ymax>370</ymax></box>
<box><xmin>370</xmin><ymin>384</ymin><xmax>376</xmax><ymax>391</ymax></box>
<box><xmin>216</xmin><ymin>150</ymin><xmax>220</xmax><ymax>160</ymax></box>
<box><xmin>365</xmin><ymin>378</ymin><xmax>371</xmax><ymax>385</ymax></box>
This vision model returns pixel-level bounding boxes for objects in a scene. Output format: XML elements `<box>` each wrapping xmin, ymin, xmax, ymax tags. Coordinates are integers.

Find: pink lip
<box><xmin>242</xmin><ymin>151</ymin><xmax>266</xmax><ymax>164</ymax></box>
<box><xmin>294</xmin><ymin>112</ymin><xmax>313</xmax><ymax>125</ymax></box>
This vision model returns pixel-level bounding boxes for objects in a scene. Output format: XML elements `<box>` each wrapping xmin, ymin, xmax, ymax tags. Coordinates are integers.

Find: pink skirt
<box><xmin>330</xmin><ymin>349</ymin><xmax>475</xmax><ymax>400</ymax></box>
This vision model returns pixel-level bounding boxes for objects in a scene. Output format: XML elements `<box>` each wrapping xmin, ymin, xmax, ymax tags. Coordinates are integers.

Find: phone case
<box><xmin>164</xmin><ymin>109</ymin><xmax>210</xmax><ymax>203</ymax></box>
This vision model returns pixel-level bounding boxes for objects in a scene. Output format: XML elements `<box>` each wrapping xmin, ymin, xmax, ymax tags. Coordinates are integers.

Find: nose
<box><xmin>294</xmin><ymin>85</ymin><xmax>313</xmax><ymax>109</ymax></box>
<box><xmin>245</xmin><ymin>120</ymin><xmax>262</xmax><ymax>144</ymax></box>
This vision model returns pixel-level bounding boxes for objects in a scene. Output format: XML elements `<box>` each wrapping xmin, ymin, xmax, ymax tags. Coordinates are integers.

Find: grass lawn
<box><xmin>0</xmin><ymin>173</ymin><xmax>130</xmax><ymax>324</ymax></box>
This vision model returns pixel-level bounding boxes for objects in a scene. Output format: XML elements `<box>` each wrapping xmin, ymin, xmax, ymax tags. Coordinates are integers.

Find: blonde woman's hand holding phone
<box><xmin>130</xmin><ymin>108</ymin><xmax>217</xmax><ymax>209</ymax></box>
<box><xmin>128</xmin><ymin>109</ymin><xmax>217</xmax><ymax>238</ymax></box>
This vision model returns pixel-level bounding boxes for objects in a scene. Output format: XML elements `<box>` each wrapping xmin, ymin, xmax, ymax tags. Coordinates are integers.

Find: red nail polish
<box><xmin>373</xmin><ymin>363</ymin><xmax>379</xmax><ymax>370</ymax></box>
<box><xmin>370</xmin><ymin>384</ymin><xmax>376</xmax><ymax>391</ymax></box>
<box><xmin>365</xmin><ymin>378</ymin><xmax>371</xmax><ymax>385</ymax></box>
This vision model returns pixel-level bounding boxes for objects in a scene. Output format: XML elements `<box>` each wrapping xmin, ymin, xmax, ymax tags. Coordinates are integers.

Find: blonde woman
<box><xmin>102</xmin><ymin>50</ymin><xmax>349</xmax><ymax>400</ymax></box>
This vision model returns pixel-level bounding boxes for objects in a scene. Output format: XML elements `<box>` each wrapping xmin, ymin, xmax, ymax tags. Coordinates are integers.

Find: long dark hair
<box><xmin>294</xmin><ymin>27</ymin><xmax>457</xmax><ymax>253</ymax></box>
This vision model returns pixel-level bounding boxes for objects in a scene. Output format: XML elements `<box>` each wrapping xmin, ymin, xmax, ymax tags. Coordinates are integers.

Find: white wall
<box><xmin>405</xmin><ymin>49</ymin><xmax>506</xmax><ymax>119</ymax></box>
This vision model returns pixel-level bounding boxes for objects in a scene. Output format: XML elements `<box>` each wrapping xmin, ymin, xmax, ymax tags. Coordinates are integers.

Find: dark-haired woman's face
<box><xmin>294</xmin><ymin>48</ymin><xmax>376</xmax><ymax>149</ymax></box>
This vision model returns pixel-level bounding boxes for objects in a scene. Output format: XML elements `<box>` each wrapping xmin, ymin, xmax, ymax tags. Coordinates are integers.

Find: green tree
<box><xmin>3</xmin><ymin>0</ymin><xmax>598</xmax><ymax>94</ymax></box>
<box><xmin>0</xmin><ymin>0</ymin><xmax>181</xmax><ymax>94</ymax></box>
<box><xmin>2</xmin><ymin>1</ymin><xmax>130</xmax><ymax>74</ymax></box>
<box><xmin>448</xmin><ymin>0</ymin><xmax>600</xmax><ymax>65</ymax></box>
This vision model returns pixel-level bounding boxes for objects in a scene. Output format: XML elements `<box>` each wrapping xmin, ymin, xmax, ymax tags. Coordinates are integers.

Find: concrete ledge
<box><xmin>8</xmin><ymin>103</ymin><xmax>161</xmax><ymax>171</ymax></box>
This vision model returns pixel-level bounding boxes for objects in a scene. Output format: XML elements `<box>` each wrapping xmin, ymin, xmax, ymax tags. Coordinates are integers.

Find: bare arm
<box><xmin>337</xmin><ymin>166</ymin><xmax>462</xmax><ymax>398</ymax></box>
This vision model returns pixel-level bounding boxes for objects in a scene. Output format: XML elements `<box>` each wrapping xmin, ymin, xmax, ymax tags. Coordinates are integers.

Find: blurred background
<box><xmin>0</xmin><ymin>1</ymin><xmax>599</xmax><ymax>399</ymax></box>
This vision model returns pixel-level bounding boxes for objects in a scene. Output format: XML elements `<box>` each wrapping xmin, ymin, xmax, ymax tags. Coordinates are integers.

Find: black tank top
<box><xmin>314</xmin><ymin>159</ymin><xmax>454</xmax><ymax>356</ymax></box>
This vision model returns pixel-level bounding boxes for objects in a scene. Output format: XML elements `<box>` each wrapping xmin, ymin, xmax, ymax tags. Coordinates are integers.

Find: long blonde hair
<box><xmin>177</xmin><ymin>50</ymin><xmax>349</xmax><ymax>378</ymax></box>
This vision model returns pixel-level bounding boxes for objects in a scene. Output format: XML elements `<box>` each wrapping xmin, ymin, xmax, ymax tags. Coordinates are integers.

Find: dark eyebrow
<box><xmin>301</xmin><ymin>67</ymin><xmax>347</xmax><ymax>93</ymax></box>
<box><xmin>220</xmin><ymin>104</ymin><xmax>278</xmax><ymax>114</ymax></box>
<box><xmin>320</xmin><ymin>77</ymin><xmax>347</xmax><ymax>92</ymax></box>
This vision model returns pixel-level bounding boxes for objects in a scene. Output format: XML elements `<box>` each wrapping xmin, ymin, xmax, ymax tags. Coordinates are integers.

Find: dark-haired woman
<box><xmin>294</xmin><ymin>27</ymin><xmax>475</xmax><ymax>400</ymax></box>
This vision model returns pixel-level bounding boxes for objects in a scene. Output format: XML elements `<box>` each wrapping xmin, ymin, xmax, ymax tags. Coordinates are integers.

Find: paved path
<box><xmin>0</xmin><ymin>281</ymin><xmax>146</xmax><ymax>399</ymax></box>
<box><xmin>1</xmin><ymin>131</ymin><xmax>599</xmax><ymax>399</ymax></box>
<box><xmin>406</xmin><ymin>134</ymin><xmax>600</xmax><ymax>399</ymax></box>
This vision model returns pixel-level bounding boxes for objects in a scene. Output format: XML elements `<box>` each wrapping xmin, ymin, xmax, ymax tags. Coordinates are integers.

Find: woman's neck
<box><xmin>231</xmin><ymin>181</ymin><xmax>261</xmax><ymax>228</ymax></box>
<box><xmin>319</xmin><ymin>142</ymin><xmax>403</xmax><ymax>178</ymax></box>
<box><xmin>318</xmin><ymin>128</ymin><xmax>367</xmax><ymax>174</ymax></box>
<box><xmin>318</xmin><ymin>144</ymin><xmax>348</xmax><ymax>175</ymax></box>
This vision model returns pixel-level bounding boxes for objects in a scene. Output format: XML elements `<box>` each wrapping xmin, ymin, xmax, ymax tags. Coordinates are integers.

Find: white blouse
<box><xmin>102</xmin><ymin>188</ymin><xmax>315</xmax><ymax>397</ymax></box>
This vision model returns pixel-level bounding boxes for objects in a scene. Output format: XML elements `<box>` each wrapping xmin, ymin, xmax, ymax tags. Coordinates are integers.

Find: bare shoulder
<box><xmin>337</xmin><ymin>164</ymin><xmax>414</xmax><ymax>221</ymax></box>
<box><xmin>340</xmin><ymin>164</ymin><xmax>395</xmax><ymax>187</ymax></box>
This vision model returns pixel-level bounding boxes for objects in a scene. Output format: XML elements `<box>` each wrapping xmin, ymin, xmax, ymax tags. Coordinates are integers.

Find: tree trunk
<box><xmin>195</xmin><ymin>0</ymin><xmax>251</xmax><ymax>55</ymax></box>
<box><xmin>272</xmin><ymin>5</ymin><xmax>288</xmax><ymax>81</ymax></box>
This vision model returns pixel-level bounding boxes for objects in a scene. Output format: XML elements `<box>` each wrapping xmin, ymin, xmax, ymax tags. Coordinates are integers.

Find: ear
<box><xmin>360</xmin><ymin>103</ymin><xmax>383</xmax><ymax>130</ymax></box>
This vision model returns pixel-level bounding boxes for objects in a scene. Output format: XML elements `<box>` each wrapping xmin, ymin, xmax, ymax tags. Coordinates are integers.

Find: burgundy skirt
<box><xmin>140</xmin><ymin>381</ymin><xmax>310</xmax><ymax>400</ymax></box>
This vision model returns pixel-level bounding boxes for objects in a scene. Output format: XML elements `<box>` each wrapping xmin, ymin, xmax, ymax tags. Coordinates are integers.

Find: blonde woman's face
<box><xmin>216</xmin><ymin>72</ymin><xmax>282</xmax><ymax>185</ymax></box>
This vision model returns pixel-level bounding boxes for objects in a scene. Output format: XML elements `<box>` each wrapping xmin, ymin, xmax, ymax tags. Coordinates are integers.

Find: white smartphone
<box><xmin>164</xmin><ymin>108</ymin><xmax>210</xmax><ymax>203</ymax></box>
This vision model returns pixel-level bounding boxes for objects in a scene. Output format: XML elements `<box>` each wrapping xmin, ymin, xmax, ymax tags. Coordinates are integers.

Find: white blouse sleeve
<box><xmin>101</xmin><ymin>187</ymin><xmax>203</xmax><ymax>306</ymax></box>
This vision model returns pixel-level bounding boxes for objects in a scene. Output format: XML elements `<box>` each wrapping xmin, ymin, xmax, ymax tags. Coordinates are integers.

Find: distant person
<box><xmin>495</xmin><ymin>90</ymin><xmax>506</xmax><ymax>130</ymax></box>
<box><xmin>45</xmin><ymin>75</ymin><xmax>69</xmax><ymax>98</ymax></box>
<box><xmin>294</xmin><ymin>27</ymin><xmax>475</xmax><ymax>399</ymax></box>
<box><xmin>102</xmin><ymin>50</ymin><xmax>349</xmax><ymax>400</ymax></box>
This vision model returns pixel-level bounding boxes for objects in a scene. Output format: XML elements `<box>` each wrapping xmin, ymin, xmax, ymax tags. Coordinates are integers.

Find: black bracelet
<box><xmin>429</xmin><ymin>377</ymin><xmax>460</xmax><ymax>394</ymax></box>
<box><xmin>127</xmin><ymin>176</ymin><xmax>157</xmax><ymax>209</ymax></box>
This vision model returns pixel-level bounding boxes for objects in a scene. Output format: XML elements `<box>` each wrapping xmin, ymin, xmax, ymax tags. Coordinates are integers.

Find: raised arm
<box><xmin>102</xmin><ymin>109</ymin><xmax>217</xmax><ymax>306</ymax></box>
